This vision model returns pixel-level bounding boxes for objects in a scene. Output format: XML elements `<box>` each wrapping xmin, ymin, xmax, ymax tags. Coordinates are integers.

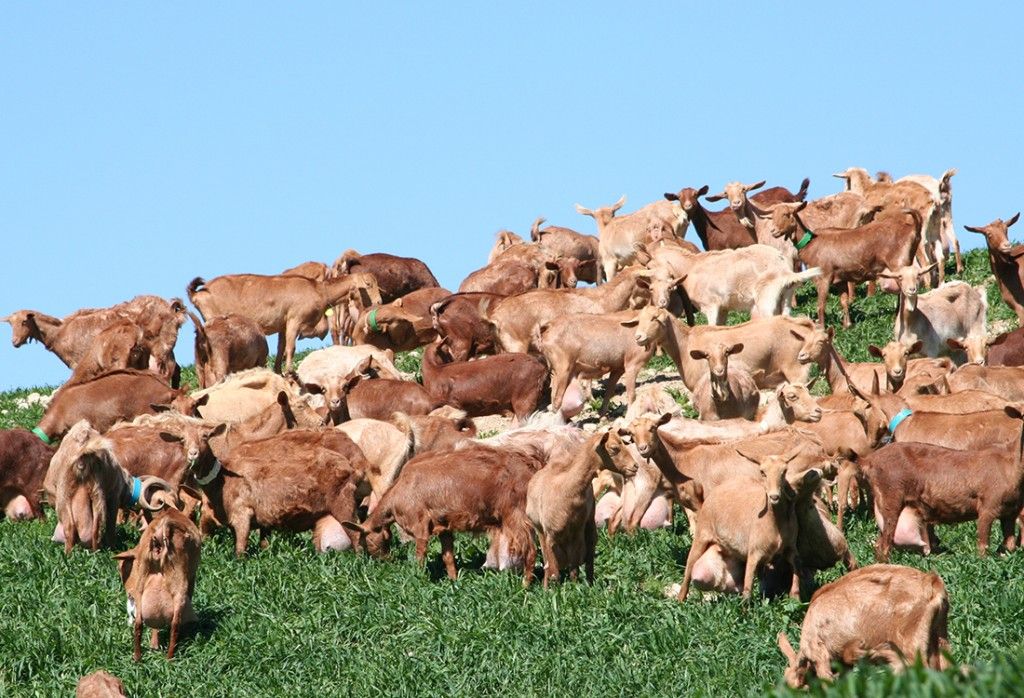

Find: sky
<box><xmin>2</xmin><ymin>3</ymin><xmax>1022</xmax><ymax>390</ymax></box>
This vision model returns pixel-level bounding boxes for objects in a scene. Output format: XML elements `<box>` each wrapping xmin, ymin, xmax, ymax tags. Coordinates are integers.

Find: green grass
<box><xmin>3</xmin><ymin>249</ymin><xmax>1023</xmax><ymax>696</ymax></box>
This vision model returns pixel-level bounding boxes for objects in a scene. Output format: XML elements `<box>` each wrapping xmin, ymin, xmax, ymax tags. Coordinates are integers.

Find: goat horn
<box><xmin>138</xmin><ymin>476</ymin><xmax>175</xmax><ymax>511</ymax></box>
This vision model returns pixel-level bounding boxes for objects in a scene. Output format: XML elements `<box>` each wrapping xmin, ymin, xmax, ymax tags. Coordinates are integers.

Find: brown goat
<box><xmin>530</xmin><ymin>216</ymin><xmax>602</xmax><ymax>284</ymax></box>
<box><xmin>187</xmin><ymin>272</ymin><xmax>381</xmax><ymax>372</ymax></box>
<box><xmin>864</xmin><ymin>405</ymin><xmax>1024</xmax><ymax>561</ymax></box>
<box><xmin>36</xmin><ymin>370</ymin><xmax>193</xmax><ymax>442</ymax></box>
<box><xmin>421</xmin><ymin>340</ymin><xmax>547</xmax><ymax>421</ymax></box>
<box><xmin>487</xmin><ymin>266</ymin><xmax>652</xmax><ymax>353</ymax></box>
<box><xmin>344</xmin><ymin>443</ymin><xmax>541</xmax><ymax>582</ymax></box>
<box><xmin>344</xmin><ymin>378</ymin><xmax>441</xmax><ymax>421</ymax></box>
<box><xmin>76</xmin><ymin>671</ymin><xmax>128</xmax><ymax>698</ymax></box>
<box><xmin>689</xmin><ymin>342</ymin><xmax>759</xmax><ymax>421</ymax></box>
<box><xmin>114</xmin><ymin>506</ymin><xmax>201</xmax><ymax>661</ymax></box>
<box><xmin>678</xmin><ymin>449</ymin><xmax>819</xmax><ymax>600</ymax></box>
<box><xmin>0</xmin><ymin>428</ymin><xmax>55</xmax><ymax>520</ymax></box>
<box><xmin>195</xmin><ymin>430</ymin><xmax>365</xmax><ymax>556</ymax></box>
<box><xmin>762</xmin><ymin>202</ymin><xmax>922</xmax><ymax>327</ymax></box>
<box><xmin>332</xmin><ymin>250</ymin><xmax>440</xmax><ymax>302</ymax></box>
<box><xmin>778</xmin><ymin>565</ymin><xmax>950</xmax><ymax>688</ymax></box>
<box><xmin>946</xmin><ymin>364</ymin><xmax>1024</xmax><ymax>402</ymax></box>
<box><xmin>631</xmin><ymin>305</ymin><xmax>813</xmax><ymax>390</ymax></box>
<box><xmin>459</xmin><ymin>258</ymin><xmax>560</xmax><ymax>295</ymax></box>
<box><xmin>526</xmin><ymin>430</ymin><xmax>638</xmax><ymax>587</ymax></box>
<box><xmin>664</xmin><ymin>180</ymin><xmax>807</xmax><ymax>251</ymax></box>
<box><xmin>986</xmin><ymin>326</ymin><xmax>1024</xmax><ymax>366</ymax></box>
<box><xmin>429</xmin><ymin>292</ymin><xmax>503</xmax><ymax>361</ymax></box>
<box><xmin>538</xmin><ymin>309</ymin><xmax>665</xmax><ymax>415</ymax></box>
<box><xmin>188</xmin><ymin>311</ymin><xmax>268</xmax><ymax>388</ymax></box>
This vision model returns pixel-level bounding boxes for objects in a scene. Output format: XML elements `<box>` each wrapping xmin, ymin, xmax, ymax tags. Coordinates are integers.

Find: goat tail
<box><xmin>186</xmin><ymin>277</ymin><xmax>206</xmax><ymax>300</ymax></box>
<box><xmin>795</xmin><ymin>177</ymin><xmax>811</xmax><ymax>201</ymax></box>
<box><xmin>530</xmin><ymin>216</ymin><xmax>546</xmax><ymax>242</ymax></box>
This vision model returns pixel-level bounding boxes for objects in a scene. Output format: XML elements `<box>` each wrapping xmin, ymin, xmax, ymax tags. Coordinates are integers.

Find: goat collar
<box><xmin>888</xmin><ymin>408</ymin><xmax>913</xmax><ymax>435</ymax></box>
<box><xmin>367</xmin><ymin>308</ymin><xmax>381</xmax><ymax>333</ymax></box>
<box><xmin>794</xmin><ymin>228</ymin><xmax>815</xmax><ymax>250</ymax></box>
<box><xmin>31</xmin><ymin>426</ymin><xmax>51</xmax><ymax>444</ymax></box>
<box><xmin>194</xmin><ymin>459</ymin><xmax>222</xmax><ymax>486</ymax></box>
<box><xmin>128</xmin><ymin>477</ymin><xmax>143</xmax><ymax>507</ymax></box>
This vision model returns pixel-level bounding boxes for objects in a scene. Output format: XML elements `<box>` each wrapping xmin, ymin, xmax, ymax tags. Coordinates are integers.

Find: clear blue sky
<box><xmin>2</xmin><ymin>4</ymin><xmax>1022</xmax><ymax>390</ymax></box>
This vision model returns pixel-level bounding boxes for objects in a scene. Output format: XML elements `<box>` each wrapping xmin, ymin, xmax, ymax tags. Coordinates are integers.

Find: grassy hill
<box><xmin>2</xmin><ymin>249</ymin><xmax>1024</xmax><ymax>696</ymax></box>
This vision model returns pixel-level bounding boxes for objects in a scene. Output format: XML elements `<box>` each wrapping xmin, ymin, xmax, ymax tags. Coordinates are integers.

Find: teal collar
<box><xmin>31</xmin><ymin>426</ymin><xmax>51</xmax><ymax>444</ymax></box>
<box><xmin>128</xmin><ymin>477</ymin><xmax>143</xmax><ymax>507</ymax></box>
<box><xmin>795</xmin><ymin>228</ymin><xmax>815</xmax><ymax>250</ymax></box>
<box><xmin>195</xmin><ymin>459</ymin><xmax>222</xmax><ymax>487</ymax></box>
<box><xmin>888</xmin><ymin>408</ymin><xmax>913</xmax><ymax>435</ymax></box>
<box><xmin>368</xmin><ymin>308</ymin><xmax>381</xmax><ymax>333</ymax></box>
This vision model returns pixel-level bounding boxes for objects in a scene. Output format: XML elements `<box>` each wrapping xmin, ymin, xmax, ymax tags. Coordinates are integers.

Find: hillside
<box><xmin>3</xmin><ymin>249</ymin><xmax>1024</xmax><ymax>696</ymax></box>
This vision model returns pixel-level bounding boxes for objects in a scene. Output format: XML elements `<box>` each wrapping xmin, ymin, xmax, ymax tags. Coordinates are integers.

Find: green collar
<box><xmin>31</xmin><ymin>426</ymin><xmax>51</xmax><ymax>444</ymax></box>
<box><xmin>367</xmin><ymin>308</ymin><xmax>381</xmax><ymax>333</ymax></box>
<box><xmin>795</xmin><ymin>228</ymin><xmax>815</xmax><ymax>250</ymax></box>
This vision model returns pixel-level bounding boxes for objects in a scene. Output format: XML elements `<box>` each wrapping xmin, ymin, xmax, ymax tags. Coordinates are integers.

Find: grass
<box><xmin>2</xmin><ymin>249</ymin><xmax>1023</xmax><ymax>696</ymax></box>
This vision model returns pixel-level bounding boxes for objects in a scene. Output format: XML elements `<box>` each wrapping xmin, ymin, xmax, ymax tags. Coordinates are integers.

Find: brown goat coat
<box><xmin>0</xmin><ymin>429</ymin><xmax>54</xmax><ymax>519</ymax></box>
<box><xmin>348</xmin><ymin>443</ymin><xmax>541</xmax><ymax>581</ymax></box>
<box><xmin>38</xmin><ymin>370</ymin><xmax>185</xmax><ymax>440</ymax></box>
<box><xmin>332</xmin><ymin>251</ymin><xmax>440</xmax><ymax>302</ymax></box>
<box><xmin>114</xmin><ymin>508</ymin><xmax>200</xmax><ymax>661</ymax></box>
<box><xmin>863</xmin><ymin>406</ymin><xmax>1024</xmax><ymax>561</ymax></box>
<box><xmin>188</xmin><ymin>311</ymin><xmax>268</xmax><ymax>388</ymax></box>
<box><xmin>430</xmin><ymin>292</ymin><xmax>503</xmax><ymax>361</ymax></box>
<box><xmin>526</xmin><ymin>432</ymin><xmax>637</xmax><ymax>587</ymax></box>
<box><xmin>421</xmin><ymin>341</ymin><xmax>547</xmax><ymax>420</ymax></box>
<box><xmin>777</xmin><ymin>564</ymin><xmax>950</xmax><ymax>688</ymax></box>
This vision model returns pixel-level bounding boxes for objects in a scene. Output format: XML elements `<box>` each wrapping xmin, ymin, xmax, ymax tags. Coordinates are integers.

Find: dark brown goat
<box><xmin>421</xmin><ymin>340</ymin><xmax>547</xmax><ymax>421</ymax></box>
<box><xmin>332</xmin><ymin>250</ymin><xmax>440</xmax><ymax>302</ymax></box>
<box><xmin>762</xmin><ymin>202</ymin><xmax>922</xmax><ymax>327</ymax></box>
<box><xmin>344</xmin><ymin>443</ymin><xmax>541</xmax><ymax>582</ymax></box>
<box><xmin>36</xmin><ymin>370</ymin><xmax>194</xmax><ymax>442</ymax></box>
<box><xmin>863</xmin><ymin>405</ymin><xmax>1024</xmax><ymax>561</ymax></box>
<box><xmin>0</xmin><ymin>428</ymin><xmax>55</xmax><ymax>520</ymax></box>
<box><xmin>429</xmin><ymin>292</ymin><xmax>503</xmax><ymax>361</ymax></box>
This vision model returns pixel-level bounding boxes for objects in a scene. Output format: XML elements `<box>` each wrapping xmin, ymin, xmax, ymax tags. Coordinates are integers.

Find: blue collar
<box><xmin>888</xmin><ymin>408</ymin><xmax>913</xmax><ymax>435</ymax></box>
<box><xmin>128</xmin><ymin>477</ymin><xmax>143</xmax><ymax>507</ymax></box>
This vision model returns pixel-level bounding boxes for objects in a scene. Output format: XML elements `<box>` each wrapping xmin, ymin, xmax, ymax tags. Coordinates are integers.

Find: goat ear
<box><xmin>620</xmin><ymin>318</ymin><xmax>640</xmax><ymax>327</ymax></box>
<box><xmin>867</xmin><ymin>345</ymin><xmax>883</xmax><ymax>358</ymax></box>
<box><xmin>1005</xmin><ymin>404</ymin><xmax>1024</xmax><ymax>419</ymax></box>
<box><xmin>575</xmin><ymin>204</ymin><xmax>593</xmax><ymax>217</ymax></box>
<box><xmin>340</xmin><ymin>520</ymin><xmax>367</xmax><ymax>535</ymax></box>
<box><xmin>789</xmin><ymin>330</ymin><xmax>805</xmax><ymax>341</ymax></box>
<box><xmin>805</xmin><ymin>374</ymin><xmax>820</xmax><ymax>391</ymax></box>
<box><xmin>158</xmin><ymin>432</ymin><xmax>184</xmax><ymax>443</ymax></box>
<box><xmin>704</xmin><ymin>191</ymin><xmax>726</xmax><ymax>202</ymax></box>
<box><xmin>150</xmin><ymin>403</ymin><xmax>171</xmax><ymax>413</ymax></box>
<box><xmin>727</xmin><ymin>342</ymin><xmax>744</xmax><ymax>355</ymax></box>
<box><xmin>946</xmin><ymin>338</ymin><xmax>965</xmax><ymax>351</ymax></box>
<box><xmin>303</xmin><ymin>383</ymin><xmax>324</xmax><ymax>395</ymax></box>
<box><xmin>744</xmin><ymin>180</ymin><xmax>766</xmax><ymax>192</ymax></box>
<box><xmin>689</xmin><ymin>349</ymin><xmax>707</xmax><ymax>360</ymax></box>
<box><xmin>208</xmin><ymin>423</ymin><xmax>228</xmax><ymax>438</ymax></box>
<box><xmin>658</xmin><ymin>412</ymin><xmax>673</xmax><ymax>426</ymax></box>
<box><xmin>870</xmin><ymin>372</ymin><xmax>880</xmax><ymax>396</ymax></box>
<box><xmin>908</xmin><ymin>340</ymin><xmax>923</xmax><ymax>354</ymax></box>
<box><xmin>1008</xmin><ymin>212</ymin><xmax>1021</xmax><ymax>228</ymax></box>
<box><xmin>663</xmin><ymin>192</ymin><xmax>679</xmax><ymax>202</ymax></box>
<box><xmin>963</xmin><ymin>224</ymin><xmax>986</xmax><ymax>234</ymax></box>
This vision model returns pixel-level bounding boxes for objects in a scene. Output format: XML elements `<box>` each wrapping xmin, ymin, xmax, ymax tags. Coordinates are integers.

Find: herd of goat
<box><xmin>7</xmin><ymin>165</ymin><xmax>1024</xmax><ymax>693</ymax></box>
